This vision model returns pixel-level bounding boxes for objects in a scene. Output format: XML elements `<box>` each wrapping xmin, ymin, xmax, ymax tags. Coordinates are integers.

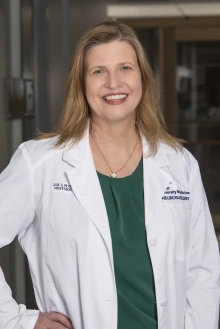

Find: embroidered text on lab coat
<box><xmin>162</xmin><ymin>187</ymin><xmax>190</xmax><ymax>200</ymax></box>
<box><xmin>52</xmin><ymin>183</ymin><xmax>72</xmax><ymax>192</ymax></box>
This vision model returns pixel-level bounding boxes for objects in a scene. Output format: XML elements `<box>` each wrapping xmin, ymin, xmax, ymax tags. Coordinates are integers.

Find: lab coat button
<box><xmin>150</xmin><ymin>238</ymin><xmax>157</xmax><ymax>246</ymax></box>
<box><xmin>160</xmin><ymin>300</ymin><xmax>168</xmax><ymax>307</ymax></box>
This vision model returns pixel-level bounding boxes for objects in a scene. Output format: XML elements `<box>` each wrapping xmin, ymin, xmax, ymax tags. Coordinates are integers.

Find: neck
<box><xmin>89</xmin><ymin>117</ymin><xmax>140</xmax><ymax>152</ymax></box>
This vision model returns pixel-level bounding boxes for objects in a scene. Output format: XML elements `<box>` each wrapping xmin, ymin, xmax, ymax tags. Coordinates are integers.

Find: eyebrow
<box><xmin>87</xmin><ymin>62</ymin><xmax>136</xmax><ymax>73</ymax></box>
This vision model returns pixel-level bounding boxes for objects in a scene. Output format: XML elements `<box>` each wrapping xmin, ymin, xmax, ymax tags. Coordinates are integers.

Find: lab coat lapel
<box><xmin>62</xmin><ymin>129</ymin><xmax>114</xmax><ymax>267</ymax></box>
<box><xmin>62</xmin><ymin>129</ymin><xmax>187</xmax><ymax>254</ymax></box>
<box><xmin>166</xmin><ymin>150</ymin><xmax>189</xmax><ymax>188</ymax></box>
<box><xmin>142</xmin><ymin>138</ymin><xmax>172</xmax><ymax>226</ymax></box>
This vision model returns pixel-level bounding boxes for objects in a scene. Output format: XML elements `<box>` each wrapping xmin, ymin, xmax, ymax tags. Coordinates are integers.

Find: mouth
<box><xmin>103</xmin><ymin>93</ymin><xmax>128</xmax><ymax>101</ymax></box>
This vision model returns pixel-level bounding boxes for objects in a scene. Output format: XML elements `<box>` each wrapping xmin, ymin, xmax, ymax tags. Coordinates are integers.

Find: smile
<box><xmin>103</xmin><ymin>94</ymin><xmax>128</xmax><ymax>101</ymax></box>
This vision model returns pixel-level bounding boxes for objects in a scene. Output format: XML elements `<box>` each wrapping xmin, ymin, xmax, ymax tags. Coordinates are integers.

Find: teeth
<box><xmin>104</xmin><ymin>94</ymin><xmax>127</xmax><ymax>100</ymax></box>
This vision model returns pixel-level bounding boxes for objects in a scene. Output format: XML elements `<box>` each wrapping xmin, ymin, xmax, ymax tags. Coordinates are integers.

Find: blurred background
<box><xmin>0</xmin><ymin>0</ymin><xmax>220</xmax><ymax>315</ymax></box>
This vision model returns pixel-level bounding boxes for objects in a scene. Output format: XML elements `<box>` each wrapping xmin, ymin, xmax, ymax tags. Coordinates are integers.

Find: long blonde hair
<box><xmin>36</xmin><ymin>20</ymin><xmax>182</xmax><ymax>154</ymax></box>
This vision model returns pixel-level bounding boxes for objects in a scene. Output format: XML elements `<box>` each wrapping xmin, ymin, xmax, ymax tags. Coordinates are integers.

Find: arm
<box><xmin>185</xmin><ymin>160</ymin><xmax>220</xmax><ymax>329</ymax></box>
<box><xmin>0</xmin><ymin>144</ymin><xmax>39</xmax><ymax>329</ymax></box>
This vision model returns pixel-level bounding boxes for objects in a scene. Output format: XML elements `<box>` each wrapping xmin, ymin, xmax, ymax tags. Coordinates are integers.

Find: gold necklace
<box><xmin>90</xmin><ymin>133</ymin><xmax>140</xmax><ymax>178</ymax></box>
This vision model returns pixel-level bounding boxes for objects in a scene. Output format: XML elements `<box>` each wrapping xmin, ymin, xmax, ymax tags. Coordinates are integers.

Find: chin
<box><xmin>104</xmin><ymin>114</ymin><xmax>135</xmax><ymax>123</ymax></box>
<box><xmin>104</xmin><ymin>109</ymin><xmax>135</xmax><ymax>121</ymax></box>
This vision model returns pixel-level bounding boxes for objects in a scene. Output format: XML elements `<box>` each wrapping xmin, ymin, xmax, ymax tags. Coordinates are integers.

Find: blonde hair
<box><xmin>36</xmin><ymin>20</ymin><xmax>183</xmax><ymax>155</ymax></box>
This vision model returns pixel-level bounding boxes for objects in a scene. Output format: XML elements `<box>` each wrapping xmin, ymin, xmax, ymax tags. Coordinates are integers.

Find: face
<box><xmin>84</xmin><ymin>40</ymin><xmax>142</xmax><ymax>124</ymax></box>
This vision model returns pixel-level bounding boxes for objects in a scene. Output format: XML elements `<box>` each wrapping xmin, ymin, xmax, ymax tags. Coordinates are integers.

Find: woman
<box><xmin>0</xmin><ymin>21</ymin><xmax>219</xmax><ymax>329</ymax></box>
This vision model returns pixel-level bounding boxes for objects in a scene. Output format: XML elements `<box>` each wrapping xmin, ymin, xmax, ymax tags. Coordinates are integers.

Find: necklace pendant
<box><xmin>111</xmin><ymin>172</ymin><xmax>117</xmax><ymax>178</ymax></box>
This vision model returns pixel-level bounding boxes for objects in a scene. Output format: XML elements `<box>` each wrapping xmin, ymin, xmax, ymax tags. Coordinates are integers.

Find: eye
<box><xmin>93</xmin><ymin>69</ymin><xmax>104</xmax><ymax>74</ymax></box>
<box><xmin>121</xmin><ymin>65</ymin><xmax>131</xmax><ymax>71</ymax></box>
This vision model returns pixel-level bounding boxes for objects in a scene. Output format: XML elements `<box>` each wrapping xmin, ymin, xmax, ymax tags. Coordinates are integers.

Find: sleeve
<box><xmin>185</xmin><ymin>160</ymin><xmax>220</xmax><ymax>329</ymax></box>
<box><xmin>0</xmin><ymin>144</ymin><xmax>40</xmax><ymax>329</ymax></box>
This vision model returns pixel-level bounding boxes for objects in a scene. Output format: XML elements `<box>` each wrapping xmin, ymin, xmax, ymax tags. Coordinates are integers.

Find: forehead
<box><xmin>84</xmin><ymin>40</ymin><xmax>138</xmax><ymax>67</ymax></box>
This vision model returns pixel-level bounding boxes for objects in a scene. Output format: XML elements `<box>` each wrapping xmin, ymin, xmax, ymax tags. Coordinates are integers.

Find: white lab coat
<box><xmin>0</xmin><ymin>126</ymin><xmax>219</xmax><ymax>329</ymax></box>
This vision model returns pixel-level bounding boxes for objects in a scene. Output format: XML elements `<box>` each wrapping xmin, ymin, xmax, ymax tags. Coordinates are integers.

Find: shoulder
<box><xmin>21</xmin><ymin>137</ymin><xmax>64</xmax><ymax>168</ymax></box>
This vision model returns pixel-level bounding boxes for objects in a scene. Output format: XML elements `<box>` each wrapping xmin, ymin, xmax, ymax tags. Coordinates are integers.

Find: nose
<box><xmin>105</xmin><ymin>70</ymin><xmax>122</xmax><ymax>90</ymax></box>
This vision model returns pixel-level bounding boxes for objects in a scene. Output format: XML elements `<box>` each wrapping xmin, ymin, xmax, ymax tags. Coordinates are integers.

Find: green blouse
<box><xmin>97</xmin><ymin>157</ymin><xmax>157</xmax><ymax>329</ymax></box>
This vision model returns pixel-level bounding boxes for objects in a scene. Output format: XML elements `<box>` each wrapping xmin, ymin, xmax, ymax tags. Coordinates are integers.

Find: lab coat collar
<box><xmin>62</xmin><ymin>124</ymin><xmax>90</xmax><ymax>169</ymax></box>
<box><xmin>142</xmin><ymin>135</ymin><xmax>171</xmax><ymax>168</ymax></box>
<box><xmin>142</xmin><ymin>136</ymin><xmax>188</xmax><ymax>188</ymax></box>
<box><xmin>62</xmin><ymin>123</ymin><xmax>188</xmax><ymax>197</ymax></box>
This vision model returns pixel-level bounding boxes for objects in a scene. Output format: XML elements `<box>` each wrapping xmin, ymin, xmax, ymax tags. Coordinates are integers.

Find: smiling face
<box><xmin>84</xmin><ymin>40</ymin><xmax>142</xmax><ymax>124</ymax></box>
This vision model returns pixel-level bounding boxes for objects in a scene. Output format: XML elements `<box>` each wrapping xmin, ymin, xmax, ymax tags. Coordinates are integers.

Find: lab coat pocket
<box><xmin>164</xmin><ymin>204</ymin><xmax>191</xmax><ymax>262</ymax></box>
